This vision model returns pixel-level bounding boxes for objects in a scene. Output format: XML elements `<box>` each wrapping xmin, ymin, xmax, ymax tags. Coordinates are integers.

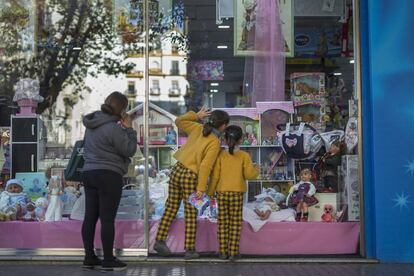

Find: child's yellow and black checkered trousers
<box><xmin>217</xmin><ymin>191</ymin><xmax>243</xmax><ymax>256</ymax></box>
<box><xmin>155</xmin><ymin>162</ymin><xmax>198</xmax><ymax>250</ymax></box>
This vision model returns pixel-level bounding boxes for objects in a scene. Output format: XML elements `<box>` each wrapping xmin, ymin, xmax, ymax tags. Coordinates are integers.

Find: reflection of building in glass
<box><xmin>126</xmin><ymin>30</ymin><xmax>188</xmax><ymax>105</ymax></box>
<box><xmin>49</xmin><ymin>30</ymin><xmax>187</xmax><ymax>147</ymax></box>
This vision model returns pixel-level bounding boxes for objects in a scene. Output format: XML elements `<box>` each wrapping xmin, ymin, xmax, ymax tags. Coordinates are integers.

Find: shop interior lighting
<box><xmin>349</xmin><ymin>59</ymin><xmax>355</xmax><ymax>64</ymax></box>
<box><xmin>217</xmin><ymin>45</ymin><xmax>228</xmax><ymax>49</ymax></box>
<box><xmin>210</xmin><ymin>89</ymin><xmax>219</xmax><ymax>93</ymax></box>
<box><xmin>210</xmin><ymin>83</ymin><xmax>219</xmax><ymax>86</ymax></box>
<box><xmin>218</xmin><ymin>25</ymin><xmax>230</xmax><ymax>29</ymax></box>
<box><xmin>334</xmin><ymin>72</ymin><xmax>342</xmax><ymax>76</ymax></box>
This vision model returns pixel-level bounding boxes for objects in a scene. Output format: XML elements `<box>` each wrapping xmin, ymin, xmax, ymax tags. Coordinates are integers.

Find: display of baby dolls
<box><xmin>320</xmin><ymin>140</ymin><xmax>343</xmax><ymax>193</ymax></box>
<box><xmin>286</xmin><ymin>169</ymin><xmax>318</xmax><ymax>222</ymax></box>
<box><xmin>34</xmin><ymin>197</ymin><xmax>48</xmax><ymax>221</ymax></box>
<box><xmin>253</xmin><ymin>188</ymin><xmax>284</xmax><ymax>221</ymax></box>
<box><xmin>0</xmin><ymin>179</ymin><xmax>29</xmax><ymax>220</ymax></box>
<box><xmin>44</xmin><ymin>175</ymin><xmax>63</xmax><ymax>221</ymax></box>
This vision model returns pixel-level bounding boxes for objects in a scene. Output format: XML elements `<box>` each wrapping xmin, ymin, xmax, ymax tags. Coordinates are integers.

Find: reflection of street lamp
<box><xmin>207</xmin><ymin>89</ymin><xmax>219</xmax><ymax>108</ymax></box>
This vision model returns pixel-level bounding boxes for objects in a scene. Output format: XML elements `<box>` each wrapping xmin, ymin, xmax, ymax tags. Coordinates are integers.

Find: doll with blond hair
<box><xmin>286</xmin><ymin>169</ymin><xmax>318</xmax><ymax>222</ymax></box>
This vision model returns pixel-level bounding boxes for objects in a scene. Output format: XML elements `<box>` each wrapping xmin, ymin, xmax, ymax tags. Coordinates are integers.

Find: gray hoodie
<box><xmin>82</xmin><ymin>111</ymin><xmax>138</xmax><ymax>176</ymax></box>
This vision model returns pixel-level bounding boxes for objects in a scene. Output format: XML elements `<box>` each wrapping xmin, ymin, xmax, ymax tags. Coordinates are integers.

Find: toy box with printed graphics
<box><xmin>337</xmin><ymin>155</ymin><xmax>359</xmax><ymax>221</ymax></box>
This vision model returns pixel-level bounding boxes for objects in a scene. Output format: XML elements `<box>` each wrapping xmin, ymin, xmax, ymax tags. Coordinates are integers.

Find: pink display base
<box><xmin>0</xmin><ymin>220</ymin><xmax>359</xmax><ymax>255</ymax></box>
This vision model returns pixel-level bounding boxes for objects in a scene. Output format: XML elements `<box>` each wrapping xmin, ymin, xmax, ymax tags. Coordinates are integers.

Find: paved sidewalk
<box><xmin>0</xmin><ymin>262</ymin><xmax>413</xmax><ymax>276</ymax></box>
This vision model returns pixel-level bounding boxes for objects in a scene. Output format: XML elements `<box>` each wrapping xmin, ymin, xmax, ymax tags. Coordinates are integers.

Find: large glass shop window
<box><xmin>0</xmin><ymin>0</ymin><xmax>360</xmax><ymax>256</ymax></box>
<box><xmin>138</xmin><ymin>0</ymin><xmax>360</xmax><ymax>255</ymax></box>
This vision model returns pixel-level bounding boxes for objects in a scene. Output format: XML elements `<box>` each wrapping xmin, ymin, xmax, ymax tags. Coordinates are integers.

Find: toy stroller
<box><xmin>277</xmin><ymin>122</ymin><xmax>345</xmax><ymax>161</ymax></box>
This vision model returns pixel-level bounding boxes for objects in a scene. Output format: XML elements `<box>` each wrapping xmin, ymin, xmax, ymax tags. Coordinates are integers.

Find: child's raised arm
<box><xmin>175</xmin><ymin>111</ymin><xmax>200</xmax><ymax>135</ymax></box>
<box><xmin>175</xmin><ymin>107</ymin><xmax>211</xmax><ymax>135</ymax></box>
<box><xmin>243</xmin><ymin>153</ymin><xmax>260</xmax><ymax>180</ymax></box>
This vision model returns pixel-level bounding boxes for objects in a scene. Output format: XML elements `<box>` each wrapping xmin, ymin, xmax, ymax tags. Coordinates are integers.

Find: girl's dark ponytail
<box><xmin>224</xmin><ymin>125</ymin><xmax>243</xmax><ymax>155</ymax></box>
<box><xmin>227</xmin><ymin>139</ymin><xmax>236</xmax><ymax>155</ymax></box>
<box><xmin>202</xmin><ymin>122</ymin><xmax>214</xmax><ymax>136</ymax></box>
<box><xmin>202</xmin><ymin>110</ymin><xmax>230</xmax><ymax>137</ymax></box>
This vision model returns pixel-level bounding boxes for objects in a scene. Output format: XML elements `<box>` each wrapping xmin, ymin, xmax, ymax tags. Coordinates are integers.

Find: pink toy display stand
<box><xmin>16</xmin><ymin>99</ymin><xmax>38</xmax><ymax>116</ymax></box>
<box><xmin>0</xmin><ymin>220</ymin><xmax>359</xmax><ymax>254</ymax></box>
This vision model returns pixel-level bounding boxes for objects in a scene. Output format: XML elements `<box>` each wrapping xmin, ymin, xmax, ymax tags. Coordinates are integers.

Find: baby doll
<box><xmin>320</xmin><ymin>140</ymin><xmax>343</xmax><ymax>192</ymax></box>
<box><xmin>0</xmin><ymin>179</ymin><xmax>29</xmax><ymax>220</ymax></box>
<box><xmin>253</xmin><ymin>188</ymin><xmax>284</xmax><ymax>221</ymax></box>
<box><xmin>286</xmin><ymin>169</ymin><xmax>318</xmax><ymax>222</ymax></box>
<box><xmin>45</xmin><ymin>175</ymin><xmax>63</xmax><ymax>221</ymax></box>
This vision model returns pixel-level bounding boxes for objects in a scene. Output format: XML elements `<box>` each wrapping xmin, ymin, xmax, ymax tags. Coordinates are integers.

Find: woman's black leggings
<box><xmin>82</xmin><ymin>169</ymin><xmax>123</xmax><ymax>260</ymax></box>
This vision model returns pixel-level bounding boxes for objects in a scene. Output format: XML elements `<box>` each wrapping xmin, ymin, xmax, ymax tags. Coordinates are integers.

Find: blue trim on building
<box><xmin>359</xmin><ymin>0</ymin><xmax>376</xmax><ymax>259</ymax></box>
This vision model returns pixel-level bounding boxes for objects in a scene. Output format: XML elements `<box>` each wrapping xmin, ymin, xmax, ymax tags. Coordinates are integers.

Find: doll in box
<box><xmin>286</xmin><ymin>169</ymin><xmax>318</xmax><ymax>222</ymax></box>
<box><xmin>61</xmin><ymin>185</ymin><xmax>79</xmax><ymax>216</ymax></box>
<box><xmin>45</xmin><ymin>175</ymin><xmax>63</xmax><ymax>221</ymax></box>
<box><xmin>0</xmin><ymin>179</ymin><xmax>29</xmax><ymax>220</ymax></box>
<box><xmin>70</xmin><ymin>185</ymin><xmax>85</xmax><ymax>220</ymax></box>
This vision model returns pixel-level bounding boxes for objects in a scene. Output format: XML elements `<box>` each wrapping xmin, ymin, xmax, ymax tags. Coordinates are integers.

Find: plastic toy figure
<box><xmin>45</xmin><ymin>176</ymin><xmax>63</xmax><ymax>221</ymax></box>
<box><xmin>165</xmin><ymin>127</ymin><xmax>177</xmax><ymax>145</ymax></box>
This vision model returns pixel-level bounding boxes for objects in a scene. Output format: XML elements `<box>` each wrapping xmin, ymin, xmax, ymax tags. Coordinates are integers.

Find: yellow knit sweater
<box><xmin>207</xmin><ymin>149</ymin><xmax>259</xmax><ymax>196</ymax></box>
<box><xmin>173</xmin><ymin>111</ymin><xmax>221</xmax><ymax>192</ymax></box>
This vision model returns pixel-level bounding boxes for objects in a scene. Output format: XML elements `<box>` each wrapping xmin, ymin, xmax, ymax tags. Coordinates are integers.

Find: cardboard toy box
<box><xmin>338</xmin><ymin>155</ymin><xmax>360</xmax><ymax>221</ymax></box>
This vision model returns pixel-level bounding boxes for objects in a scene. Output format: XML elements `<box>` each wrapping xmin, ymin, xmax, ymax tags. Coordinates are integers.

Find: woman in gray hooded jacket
<box><xmin>81</xmin><ymin>91</ymin><xmax>137</xmax><ymax>271</ymax></box>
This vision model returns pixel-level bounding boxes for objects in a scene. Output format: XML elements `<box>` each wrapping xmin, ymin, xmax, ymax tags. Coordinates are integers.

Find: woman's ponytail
<box><xmin>202</xmin><ymin>110</ymin><xmax>230</xmax><ymax>137</ymax></box>
<box><xmin>101</xmin><ymin>91</ymin><xmax>128</xmax><ymax>118</ymax></box>
<box><xmin>101</xmin><ymin>103</ymin><xmax>114</xmax><ymax>115</ymax></box>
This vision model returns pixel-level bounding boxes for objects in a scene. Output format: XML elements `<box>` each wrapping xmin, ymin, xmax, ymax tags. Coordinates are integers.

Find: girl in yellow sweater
<box><xmin>207</xmin><ymin>125</ymin><xmax>259</xmax><ymax>261</ymax></box>
<box><xmin>154</xmin><ymin>107</ymin><xmax>229</xmax><ymax>259</ymax></box>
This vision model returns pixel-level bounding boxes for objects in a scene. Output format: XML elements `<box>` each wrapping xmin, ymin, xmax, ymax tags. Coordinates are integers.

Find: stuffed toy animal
<box><xmin>321</xmin><ymin>204</ymin><xmax>335</xmax><ymax>222</ymax></box>
<box><xmin>22</xmin><ymin>202</ymin><xmax>36</xmax><ymax>221</ymax></box>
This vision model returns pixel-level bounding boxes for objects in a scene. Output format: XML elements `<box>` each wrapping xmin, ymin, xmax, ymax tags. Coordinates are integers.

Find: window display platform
<box><xmin>0</xmin><ymin>220</ymin><xmax>359</xmax><ymax>255</ymax></box>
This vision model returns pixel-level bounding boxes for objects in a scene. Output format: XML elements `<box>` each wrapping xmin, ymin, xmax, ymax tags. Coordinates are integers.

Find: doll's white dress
<box><xmin>45</xmin><ymin>187</ymin><xmax>63</xmax><ymax>221</ymax></box>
